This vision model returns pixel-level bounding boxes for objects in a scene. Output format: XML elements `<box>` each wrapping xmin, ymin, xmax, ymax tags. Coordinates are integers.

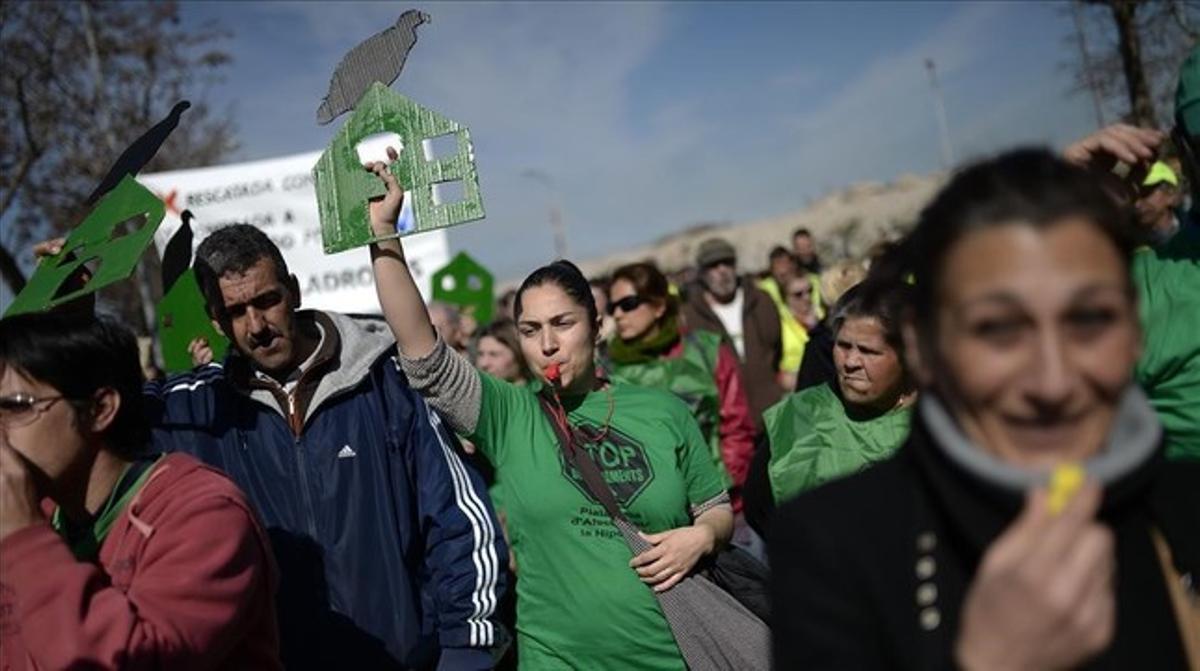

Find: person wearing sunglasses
<box><xmin>774</xmin><ymin>273</ymin><xmax>822</xmax><ymax>391</ymax></box>
<box><xmin>0</xmin><ymin>311</ymin><xmax>280</xmax><ymax>670</ymax></box>
<box><xmin>605</xmin><ymin>262</ymin><xmax>757</xmax><ymax>512</ymax></box>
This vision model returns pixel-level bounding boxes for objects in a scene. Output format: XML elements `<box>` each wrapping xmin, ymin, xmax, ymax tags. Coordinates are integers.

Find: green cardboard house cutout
<box><xmin>157</xmin><ymin>268</ymin><xmax>229</xmax><ymax>373</ymax></box>
<box><xmin>313</xmin><ymin>82</ymin><xmax>484</xmax><ymax>254</ymax></box>
<box><xmin>431</xmin><ymin>252</ymin><xmax>493</xmax><ymax>325</ymax></box>
<box><xmin>5</xmin><ymin>176</ymin><xmax>165</xmax><ymax>316</ymax></box>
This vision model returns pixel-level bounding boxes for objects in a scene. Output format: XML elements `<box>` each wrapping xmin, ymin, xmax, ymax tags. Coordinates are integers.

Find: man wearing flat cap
<box><xmin>682</xmin><ymin>238</ymin><xmax>784</xmax><ymax>428</ymax></box>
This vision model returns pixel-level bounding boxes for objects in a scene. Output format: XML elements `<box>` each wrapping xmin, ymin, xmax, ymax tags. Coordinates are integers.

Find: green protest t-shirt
<box><xmin>470</xmin><ymin>373</ymin><xmax>727</xmax><ymax>671</ymax></box>
<box><xmin>765</xmin><ymin>383</ymin><xmax>911</xmax><ymax>504</ymax></box>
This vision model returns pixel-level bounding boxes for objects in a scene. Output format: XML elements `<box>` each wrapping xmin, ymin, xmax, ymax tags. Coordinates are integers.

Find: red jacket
<box><xmin>664</xmin><ymin>336</ymin><xmax>758</xmax><ymax>511</ymax></box>
<box><xmin>0</xmin><ymin>452</ymin><xmax>281</xmax><ymax>671</ymax></box>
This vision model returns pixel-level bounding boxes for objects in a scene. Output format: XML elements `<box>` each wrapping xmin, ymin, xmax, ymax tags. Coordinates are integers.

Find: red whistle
<box><xmin>544</xmin><ymin>363</ymin><xmax>561</xmax><ymax>382</ymax></box>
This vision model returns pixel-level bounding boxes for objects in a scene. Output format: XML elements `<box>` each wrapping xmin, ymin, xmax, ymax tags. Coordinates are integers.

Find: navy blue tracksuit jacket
<box><xmin>145</xmin><ymin>311</ymin><xmax>506</xmax><ymax>670</ymax></box>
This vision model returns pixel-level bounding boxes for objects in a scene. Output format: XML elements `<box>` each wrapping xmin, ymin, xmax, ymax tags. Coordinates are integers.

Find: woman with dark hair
<box><xmin>771</xmin><ymin>148</ymin><xmax>1200</xmax><ymax>669</ymax></box>
<box><xmin>0</xmin><ymin>312</ymin><xmax>280</xmax><ymax>670</ymax></box>
<box><xmin>606</xmin><ymin>262</ymin><xmax>756</xmax><ymax>510</ymax></box>
<box><xmin>363</xmin><ymin>153</ymin><xmax>734</xmax><ymax>669</ymax></box>
<box><xmin>475</xmin><ymin>319</ymin><xmax>530</xmax><ymax>384</ymax></box>
<box><xmin>791</xmin><ymin>259</ymin><xmax>867</xmax><ymax>393</ymax></box>
<box><xmin>752</xmin><ymin>279</ymin><xmax>916</xmax><ymax>529</ymax></box>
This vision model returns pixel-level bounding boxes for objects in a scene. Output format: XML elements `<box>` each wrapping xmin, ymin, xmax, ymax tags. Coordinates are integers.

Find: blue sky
<box><xmin>181</xmin><ymin>1</ymin><xmax>1097</xmax><ymax>280</ymax></box>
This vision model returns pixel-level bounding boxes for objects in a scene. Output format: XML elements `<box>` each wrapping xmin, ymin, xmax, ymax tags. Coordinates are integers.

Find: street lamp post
<box><xmin>521</xmin><ymin>169</ymin><xmax>568</xmax><ymax>259</ymax></box>
<box><xmin>924</xmin><ymin>58</ymin><xmax>955</xmax><ymax>169</ymax></box>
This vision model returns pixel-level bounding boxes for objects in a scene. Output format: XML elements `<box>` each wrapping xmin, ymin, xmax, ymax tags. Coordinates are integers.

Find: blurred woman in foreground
<box><xmin>771</xmin><ymin>149</ymin><xmax>1199</xmax><ymax>669</ymax></box>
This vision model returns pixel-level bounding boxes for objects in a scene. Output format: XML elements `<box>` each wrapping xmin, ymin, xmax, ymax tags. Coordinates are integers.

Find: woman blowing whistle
<box><xmin>363</xmin><ymin>148</ymin><xmax>733</xmax><ymax>671</ymax></box>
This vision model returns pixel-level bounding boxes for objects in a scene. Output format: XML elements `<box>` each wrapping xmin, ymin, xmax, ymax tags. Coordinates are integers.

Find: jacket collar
<box><xmin>909</xmin><ymin>387</ymin><xmax>1165</xmax><ymax>557</ymax></box>
<box><xmin>686</xmin><ymin>277</ymin><xmax>769</xmax><ymax>315</ymax></box>
<box><xmin>225</xmin><ymin>311</ymin><xmax>395</xmax><ymax>429</ymax></box>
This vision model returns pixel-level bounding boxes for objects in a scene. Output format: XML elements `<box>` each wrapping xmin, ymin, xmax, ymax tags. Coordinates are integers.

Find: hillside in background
<box><xmin>571</xmin><ymin>171</ymin><xmax>946</xmax><ymax>281</ymax></box>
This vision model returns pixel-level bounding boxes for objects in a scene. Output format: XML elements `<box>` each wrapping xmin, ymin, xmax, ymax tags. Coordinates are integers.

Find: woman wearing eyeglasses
<box><xmin>777</xmin><ymin>274</ymin><xmax>821</xmax><ymax>390</ymax></box>
<box><xmin>605</xmin><ymin>262</ymin><xmax>757</xmax><ymax>511</ymax></box>
<box><xmin>363</xmin><ymin>152</ymin><xmax>737</xmax><ymax>670</ymax></box>
<box><xmin>0</xmin><ymin>311</ymin><xmax>280</xmax><ymax>670</ymax></box>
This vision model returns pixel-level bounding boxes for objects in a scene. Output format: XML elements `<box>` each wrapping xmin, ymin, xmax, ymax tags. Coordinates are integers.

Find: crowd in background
<box><xmin>0</xmin><ymin>46</ymin><xmax>1198</xmax><ymax>671</ymax></box>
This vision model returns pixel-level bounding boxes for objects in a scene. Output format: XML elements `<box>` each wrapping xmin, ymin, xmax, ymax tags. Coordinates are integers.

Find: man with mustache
<box><xmin>144</xmin><ymin>224</ymin><xmax>507</xmax><ymax>670</ymax></box>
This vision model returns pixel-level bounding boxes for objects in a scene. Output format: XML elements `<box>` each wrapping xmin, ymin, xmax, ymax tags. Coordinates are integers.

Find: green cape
<box><xmin>765</xmin><ymin>384</ymin><xmax>911</xmax><ymax>504</ymax></box>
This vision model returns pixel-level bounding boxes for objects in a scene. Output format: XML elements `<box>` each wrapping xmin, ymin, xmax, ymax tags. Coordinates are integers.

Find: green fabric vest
<box><xmin>609</xmin><ymin>331</ymin><xmax>728</xmax><ymax>485</ymax></box>
<box><xmin>1132</xmin><ymin>219</ymin><xmax>1200</xmax><ymax>461</ymax></box>
<box><xmin>765</xmin><ymin>384</ymin><xmax>912</xmax><ymax>504</ymax></box>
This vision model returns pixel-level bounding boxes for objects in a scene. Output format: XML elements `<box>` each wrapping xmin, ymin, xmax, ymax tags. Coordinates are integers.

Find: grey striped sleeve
<box><xmin>396</xmin><ymin>338</ymin><xmax>482</xmax><ymax>435</ymax></box>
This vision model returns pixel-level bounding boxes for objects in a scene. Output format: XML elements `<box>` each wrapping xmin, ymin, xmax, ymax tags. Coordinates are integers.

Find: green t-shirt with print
<box><xmin>470</xmin><ymin>373</ymin><xmax>727</xmax><ymax>671</ymax></box>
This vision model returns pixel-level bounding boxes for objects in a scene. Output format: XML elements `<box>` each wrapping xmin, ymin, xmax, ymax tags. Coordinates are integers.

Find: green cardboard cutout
<box><xmin>157</xmin><ymin>268</ymin><xmax>229</xmax><ymax>373</ymax></box>
<box><xmin>431</xmin><ymin>252</ymin><xmax>494</xmax><ymax>325</ymax></box>
<box><xmin>5</xmin><ymin>176</ymin><xmax>165</xmax><ymax>317</ymax></box>
<box><xmin>314</xmin><ymin>82</ymin><xmax>484</xmax><ymax>254</ymax></box>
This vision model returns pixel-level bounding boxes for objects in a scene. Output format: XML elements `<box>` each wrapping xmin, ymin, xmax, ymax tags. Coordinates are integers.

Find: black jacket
<box><xmin>794</xmin><ymin>319</ymin><xmax>835</xmax><ymax>394</ymax></box>
<box><xmin>770</xmin><ymin>406</ymin><xmax>1199</xmax><ymax>669</ymax></box>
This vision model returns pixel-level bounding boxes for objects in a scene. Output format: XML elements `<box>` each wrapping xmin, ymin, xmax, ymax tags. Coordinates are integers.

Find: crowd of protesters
<box><xmin>1</xmin><ymin>47</ymin><xmax>1198</xmax><ymax>671</ymax></box>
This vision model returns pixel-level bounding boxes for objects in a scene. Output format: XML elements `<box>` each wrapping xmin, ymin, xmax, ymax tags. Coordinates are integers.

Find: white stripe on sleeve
<box><xmin>425</xmin><ymin>402</ymin><xmax>499</xmax><ymax>647</ymax></box>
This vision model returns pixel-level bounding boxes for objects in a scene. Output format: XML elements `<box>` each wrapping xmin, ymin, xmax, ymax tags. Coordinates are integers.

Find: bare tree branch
<box><xmin>0</xmin><ymin>77</ymin><xmax>43</xmax><ymax>221</ymax></box>
<box><xmin>1170</xmin><ymin>0</ymin><xmax>1199</xmax><ymax>37</ymax></box>
<box><xmin>1065</xmin><ymin>0</ymin><xmax>1198</xmax><ymax>129</ymax></box>
<box><xmin>0</xmin><ymin>0</ymin><xmax>236</xmax><ymax>328</ymax></box>
<box><xmin>0</xmin><ymin>243</ymin><xmax>26</xmax><ymax>294</ymax></box>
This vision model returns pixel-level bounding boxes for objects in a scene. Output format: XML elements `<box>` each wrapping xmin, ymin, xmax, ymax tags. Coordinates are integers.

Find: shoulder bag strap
<box><xmin>535</xmin><ymin>393</ymin><xmax>632</xmax><ymax>527</ymax></box>
<box><xmin>1151</xmin><ymin>527</ymin><xmax>1200</xmax><ymax>669</ymax></box>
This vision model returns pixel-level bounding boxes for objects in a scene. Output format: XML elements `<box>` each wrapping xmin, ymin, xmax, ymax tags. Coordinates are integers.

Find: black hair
<box><xmin>873</xmin><ymin>148</ymin><xmax>1137</xmax><ymax>342</ymax></box>
<box><xmin>792</xmin><ymin>227</ymin><xmax>812</xmax><ymax>240</ymax></box>
<box><xmin>768</xmin><ymin>245</ymin><xmax>794</xmax><ymax>262</ymax></box>
<box><xmin>195</xmin><ymin>224</ymin><xmax>291</xmax><ymax>319</ymax></box>
<box><xmin>830</xmin><ymin>279</ymin><xmax>913</xmax><ymax>353</ymax></box>
<box><xmin>0</xmin><ymin>311</ymin><xmax>149</xmax><ymax>457</ymax></box>
<box><xmin>514</xmin><ymin>260</ymin><xmax>599</xmax><ymax>332</ymax></box>
<box><xmin>611</xmin><ymin>261</ymin><xmax>678</xmax><ymax>320</ymax></box>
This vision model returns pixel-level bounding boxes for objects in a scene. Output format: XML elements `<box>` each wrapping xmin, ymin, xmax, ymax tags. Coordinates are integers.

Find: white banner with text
<box><xmin>141</xmin><ymin>151</ymin><xmax>447</xmax><ymax>314</ymax></box>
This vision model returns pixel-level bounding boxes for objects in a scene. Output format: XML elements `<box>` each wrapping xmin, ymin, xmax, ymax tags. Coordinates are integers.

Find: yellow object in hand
<box><xmin>1047</xmin><ymin>463</ymin><xmax>1085</xmax><ymax>514</ymax></box>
